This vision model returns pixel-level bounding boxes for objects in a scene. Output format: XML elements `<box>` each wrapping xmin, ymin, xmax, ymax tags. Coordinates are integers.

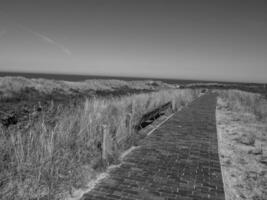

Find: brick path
<box><xmin>82</xmin><ymin>94</ymin><xmax>225</xmax><ymax>200</ymax></box>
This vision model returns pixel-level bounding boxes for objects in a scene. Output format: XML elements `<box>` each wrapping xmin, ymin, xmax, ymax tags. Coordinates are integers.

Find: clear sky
<box><xmin>0</xmin><ymin>0</ymin><xmax>266</xmax><ymax>83</ymax></box>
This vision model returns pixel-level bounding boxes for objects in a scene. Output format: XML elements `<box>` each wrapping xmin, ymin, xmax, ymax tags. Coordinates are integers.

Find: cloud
<box><xmin>19</xmin><ymin>25</ymin><xmax>72</xmax><ymax>56</ymax></box>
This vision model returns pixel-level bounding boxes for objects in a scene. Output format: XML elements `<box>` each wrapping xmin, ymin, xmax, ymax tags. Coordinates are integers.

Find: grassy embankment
<box><xmin>216</xmin><ymin>89</ymin><xmax>267</xmax><ymax>200</ymax></box>
<box><xmin>0</xmin><ymin>78</ymin><xmax>199</xmax><ymax>200</ymax></box>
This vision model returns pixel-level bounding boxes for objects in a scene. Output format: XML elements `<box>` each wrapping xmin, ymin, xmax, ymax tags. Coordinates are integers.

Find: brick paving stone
<box><xmin>81</xmin><ymin>94</ymin><xmax>225</xmax><ymax>200</ymax></box>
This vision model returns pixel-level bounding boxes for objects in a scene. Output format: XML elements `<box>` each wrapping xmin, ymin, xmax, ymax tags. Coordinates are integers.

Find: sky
<box><xmin>0</xmin><ymin>0</ymin><xmax>266</xmax><ymax>83</ymax></box>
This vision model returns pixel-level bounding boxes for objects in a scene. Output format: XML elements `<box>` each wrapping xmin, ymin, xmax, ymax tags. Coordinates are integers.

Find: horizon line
<box><xmin>0</xmin><ymin>70</ymin><xmax>265</xmax><ymax>85</ymax></box>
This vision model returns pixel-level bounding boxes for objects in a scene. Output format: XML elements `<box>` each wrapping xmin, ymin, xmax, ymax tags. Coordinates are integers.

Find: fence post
<box><xmin>126</xmin><ymin>113</ymin><xmax>132</xmax><ymax>134</ymax></box>
<box><xmin>172</xmin><ymin>98</ymin><xmax>176</xmax><ymax>112</ymax></box>
<box><xmin>102</xmin><ymin>124</ymin><xmax>108</xmax><ymax>161</ymax></box>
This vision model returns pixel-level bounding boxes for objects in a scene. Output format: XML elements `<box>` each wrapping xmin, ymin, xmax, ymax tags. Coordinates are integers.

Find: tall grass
<box><xmin>0</xmin><ymin>89</ymin><xmax>199</xmax><ymax>200</ymax></box>
<box><xmin>217</xmin><ymin>89</ymin><xmax>267</xmax><ymax>121</ymax></box>
<box><xmin>0</xmin><ymin>76</ymin><xmax>173</xmax><ymax>100</ymax></box>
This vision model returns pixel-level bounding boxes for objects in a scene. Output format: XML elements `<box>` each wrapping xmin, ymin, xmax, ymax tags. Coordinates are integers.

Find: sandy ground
<box><xmin>216</xmin><ymin>97</ymin><xmax>267</xmax><ymax>200</ymax></box>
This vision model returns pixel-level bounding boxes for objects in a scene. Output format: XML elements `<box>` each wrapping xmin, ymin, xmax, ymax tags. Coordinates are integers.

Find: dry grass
<box><xmin>0</xmin><ymin>88</ymin><xmax>199</xmax><ymax>200</ymax></box>
<box><xmin>217</xmin><ymin>89</ymin><xmax>267</xmax><ymax>121</ymax></box>
<box><xmin>216</xmin><ymin>90</ymin><xmax>267</xmax><ymax>200</ymax></box>
<box><xmin>0</xmin><ymin>76</ymin><xmax>174</xmax><ymax>99</ymax></box>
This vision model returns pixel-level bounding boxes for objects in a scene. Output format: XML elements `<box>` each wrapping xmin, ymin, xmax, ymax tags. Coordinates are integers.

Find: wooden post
<box><xmin>102</xmin><ymin>124</ymin><xmax>108</xmax><ymax>161</ymax></box>
<box><xmin>172</xmin><ymin>98</ymin><xmax>176</xmax><ymax>112</ymax></box>
<box><xmin>127</xmin><ymin>113</ymin><xmax>132</xmax><ymax>136</ymax></box>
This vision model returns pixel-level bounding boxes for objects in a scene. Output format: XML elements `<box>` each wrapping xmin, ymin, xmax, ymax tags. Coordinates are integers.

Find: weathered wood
<box><xmin>82</xmin><ymin>94</ymin><xmax>225</xmax><ymax>200</ymax></box>
<box><xmin>102</xmin><ymin>124</ymin><xmax>109</xmax><ymax>161</ymax></box>
<box><xmin>136</xmin><ymin>101</ymin><xmax>172</xmax><ymax>130</ymax></box>
<box><xmin>171</xmin><ymin>98</ymin><xmax>176</xmax><ymax>111</ymax></box>
<box><xmin>126</xmin><ymin>113</ymin><xmax>132</xmax><ymax>135</ymax></box>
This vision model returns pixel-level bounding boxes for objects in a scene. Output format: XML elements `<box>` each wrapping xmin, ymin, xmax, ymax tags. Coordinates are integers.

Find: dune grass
<box><xmin>216</xmin><ymin>90</ymin><xmax>267</xmax><ymax>200</ymax></box>
<box><xmin>217</xmin><ymin>89</ymin><xmax>267</xmax><ymax>121</ymax></box>
<box><xmin>0</xmin><ymin>89</ymin><xmax>199</xmax><ymax>200</ymax></box>
<box><xmin>0</xmin><ymin>76</ymin><xmax>173</xmax><ymax>100</ymax></box>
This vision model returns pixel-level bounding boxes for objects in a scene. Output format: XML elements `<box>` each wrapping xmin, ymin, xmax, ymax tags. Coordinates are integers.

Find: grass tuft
<box><xmin>236</xmin><ymin>133</ymin><xmax>256</xmax><ymax>146</ymax></box>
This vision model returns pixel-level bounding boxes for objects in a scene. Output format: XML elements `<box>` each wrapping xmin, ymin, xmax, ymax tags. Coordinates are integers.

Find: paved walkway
<box><xmin>82</xmin><ymin>94</ymin><xmax>225</xmax><ymax>200</ymax></box>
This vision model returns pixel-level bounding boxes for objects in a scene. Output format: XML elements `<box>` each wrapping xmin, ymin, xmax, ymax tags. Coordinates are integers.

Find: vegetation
<box><xmin>216</xmin><ymin>89</ymin><xmax>267</xmax><ymax>200</ymax></box>
<box><xmin>217</xmin><ymin>89</ymin><xmax>267</xmax><ymax>121</ymax></box>
<box><xmin>0</xmin><ymin>76</ymin><xmax>174</xmax><ymax>100</ymax></box>
<box><xmin>0</xmin><ymin>88</ymin><xmax>199</xmax><ymax>200</ymax></box>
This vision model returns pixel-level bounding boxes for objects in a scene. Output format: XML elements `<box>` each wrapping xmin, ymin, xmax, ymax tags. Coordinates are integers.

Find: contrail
<box><xmin>19</xmin><ymin>25</ymin><xmax>72</xmax><ymax>56</ymax></box>
<box><xmin>0</xmin><ymin>9</ymin><xmax>72</xmax><ymax>56</ymax></box>
<box><xmin>28</xmin><ymin>28</ymin><xmax>72</xmax><ymax>56</ymax></box>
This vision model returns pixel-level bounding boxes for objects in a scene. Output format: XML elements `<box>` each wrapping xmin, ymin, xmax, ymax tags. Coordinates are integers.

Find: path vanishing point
<box><xmin>81</xmin><ymin>94</ymin><xmax>225</xmax><ymax>200</ymax></box>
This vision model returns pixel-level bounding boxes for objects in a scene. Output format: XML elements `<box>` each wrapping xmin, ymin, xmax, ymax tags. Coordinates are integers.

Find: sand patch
<box><xmin>216</xmin><ymin>97</ymin><xmax>267</xmax><ymax>200</ymax></box>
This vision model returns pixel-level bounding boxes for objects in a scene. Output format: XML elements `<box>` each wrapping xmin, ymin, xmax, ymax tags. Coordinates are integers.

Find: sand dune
<box><xmin>0</xmin><ymin>76</ymin><xmax>175</xmax><ymax>99</ymax></box>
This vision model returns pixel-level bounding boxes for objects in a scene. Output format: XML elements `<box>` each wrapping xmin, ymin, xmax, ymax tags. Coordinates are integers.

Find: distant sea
<box><xmin>0</xmin><ymin>71</ymin><xmax>257</xmax><ymax>85</ymax></box>
<box><xmin>0</xmin><ymin>71</ymin><xmax>204</xmax><ymax>85</ymax></box>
